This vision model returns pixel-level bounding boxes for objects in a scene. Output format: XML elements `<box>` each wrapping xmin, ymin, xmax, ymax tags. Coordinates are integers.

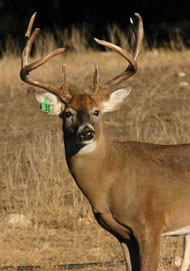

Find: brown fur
<box><xmin>63</xmin><ymin>94</ymin><xmax>190</xmax><ymax>271</ymax></box>
<box><xmin>68</xmin><ymin>94</ymin><xmax>96</xmax><ymax>110</ymax></box>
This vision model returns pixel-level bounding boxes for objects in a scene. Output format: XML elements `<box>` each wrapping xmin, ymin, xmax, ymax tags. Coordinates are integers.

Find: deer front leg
<box><xmin>181</xmin><ymin>235</ymin><xmax>190</xmax><ymax>271</ymax></box>
<box><xmin>95</xmin><ymin>212</ymin><xmax>138</xmax><ymax>270</ymax></box>
<box><xmin>121</xmin><ymin>242</ymin><xmax>132</xmax><ymax>271</ymax></box>
<box><xmin>120</xmin><ymin>238</ymin><xmax>140</xmax><ymax>271</ymax></box>
<box><xmin>135</xmin><ymin>229</ymin><xmax>162</xmax><ymax>271</ymax></box>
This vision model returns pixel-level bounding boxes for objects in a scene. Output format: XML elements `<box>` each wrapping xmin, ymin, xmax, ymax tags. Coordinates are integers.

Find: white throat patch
<box><xmin>78</xmin><ymin>141</ymin><xmax>97</xmax><ymax>154</ymax></box>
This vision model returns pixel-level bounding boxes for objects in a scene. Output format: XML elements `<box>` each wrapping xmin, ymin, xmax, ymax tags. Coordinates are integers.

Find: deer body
<box><xmin>66</xmin><ymin>120</ymin><xmax>190</xmax><ymax>236</ymax></box>
<box><xmin>20</xmin><ymin>12</ymin><xmax>190</xmax><ymax>271</ymax></box>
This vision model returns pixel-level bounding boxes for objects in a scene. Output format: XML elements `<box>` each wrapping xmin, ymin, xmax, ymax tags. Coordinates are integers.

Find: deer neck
<box><xmin>63</xmin><ymin>124</ymin><xmax>113</xmax><ymax>203</ymax></box>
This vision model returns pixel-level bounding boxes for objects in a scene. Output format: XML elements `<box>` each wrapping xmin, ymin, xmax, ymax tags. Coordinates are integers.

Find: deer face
<box><xmin>61</xmin><ymin>94</ymin><xmax>101</xmax><ymax>145</ymax></box>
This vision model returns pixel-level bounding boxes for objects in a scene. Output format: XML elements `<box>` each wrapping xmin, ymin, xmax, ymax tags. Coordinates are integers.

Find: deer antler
<box><xmin>92</xmin><ymin>13</ymin><xmax>144</xmax><ymax>101</ymax></box>
<box><xmin>20</xmin><ymin>12</ymin><xmax>71</xmax><ymax>103</ymax></box>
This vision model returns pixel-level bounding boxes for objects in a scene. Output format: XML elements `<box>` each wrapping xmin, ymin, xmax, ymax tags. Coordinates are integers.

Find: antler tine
<box><xmin>61</xmin><ymin>64</ymin><xmax>71</xmax><ymax>98</ymax></box>
<box><xmin>25</xmin><ymin>12</ymin><xmax>37</xmax><ymax>38</ymax></box>
<box><xmin>131</xmin><ymin>13</ymin><xmax>144</xmax><ymax>60</ymax></box>
<box><xmin>92</xmin><ymin>13</ymin><xmax>144</xmax><ymax>100</ymax></box>
<box><xmin>20</xmin><ymin>12</ymin><xmax>71</xmax><ymax>103</ymax></box>
<box><xmin>93</xmin><ymin>65</ymin><xmax>100</xmax><ymax>90</ymax></box>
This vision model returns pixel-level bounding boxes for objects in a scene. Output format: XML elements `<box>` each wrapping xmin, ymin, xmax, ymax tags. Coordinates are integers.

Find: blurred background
<box><xmin>0</xmin><ymin>0</ymin><xmax>190</xmax><ymax>54</ymax></box>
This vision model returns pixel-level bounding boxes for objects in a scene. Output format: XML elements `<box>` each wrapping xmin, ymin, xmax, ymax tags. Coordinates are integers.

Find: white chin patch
<box><xmin>78</xmin><ymin>140</ymin><xmax>97</xmax><ymax>154</ymax></box>
<box><xmin>82</xmin><ymin>138</ymin><xmax>95</xmax><ymax>145</ymax></box>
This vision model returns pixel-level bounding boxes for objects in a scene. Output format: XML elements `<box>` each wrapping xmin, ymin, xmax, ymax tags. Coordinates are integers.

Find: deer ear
<box><xmin>101</xmin><ymin>87</ymin><xmax>131</xmax><ymax>113</ymax></box>
<box><xmin>35</xmin><ymin>92</ymin><xmax>65</xmax><ymax>115</ymax></box>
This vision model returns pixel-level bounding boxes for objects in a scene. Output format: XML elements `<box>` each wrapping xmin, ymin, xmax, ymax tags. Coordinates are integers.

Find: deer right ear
<box><xmin>35</xmin><ymin>92</ymin><xmax>65</xmax><ymax>115</ymax></box>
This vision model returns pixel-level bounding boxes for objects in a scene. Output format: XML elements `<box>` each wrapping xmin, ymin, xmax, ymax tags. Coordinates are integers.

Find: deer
<box><xmin>20</xmin><ymin>12</ymin><xmax>190</xmax><ymax>271</ymax></box>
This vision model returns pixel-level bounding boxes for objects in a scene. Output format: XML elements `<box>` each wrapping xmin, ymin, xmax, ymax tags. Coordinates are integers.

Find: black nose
<box><xmin>79</xmin><ymin>129</ymin><xmax>95</xmax><ymax>141</ymax></box>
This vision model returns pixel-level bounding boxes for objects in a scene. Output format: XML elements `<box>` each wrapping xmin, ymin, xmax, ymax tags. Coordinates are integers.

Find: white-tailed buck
<box><xmin>20</xmin><ymin>12</ymin><xmax>190</xmax><ymax>271</ymax></box>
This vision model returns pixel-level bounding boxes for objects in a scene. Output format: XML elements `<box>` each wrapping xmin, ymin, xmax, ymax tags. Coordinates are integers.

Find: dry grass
<box><xmin>1</xmin><ymin>31</ymin><xmax>190</xmax><ymax>270</ymax></box>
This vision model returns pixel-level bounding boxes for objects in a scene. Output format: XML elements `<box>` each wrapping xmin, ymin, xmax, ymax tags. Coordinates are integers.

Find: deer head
<box><xmin>20</xmin><ymin>12</ymin><xmax>143</xmax><ymax>152</ymax></box>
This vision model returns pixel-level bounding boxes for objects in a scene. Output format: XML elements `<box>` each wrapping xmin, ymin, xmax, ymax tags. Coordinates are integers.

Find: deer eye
<box><xmin>65</xmin><ymin>111</ymin><xmax>73</xmax><ymax>118</ymax></box>
<box><xmin>93</xmin><ymin>110</ymin><xmax>99</xmax><ymax>116</ymax></box>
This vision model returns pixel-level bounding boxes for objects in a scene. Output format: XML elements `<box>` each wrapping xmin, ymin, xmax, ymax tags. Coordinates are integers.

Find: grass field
<box><xmin>1</xmin><ymin>31</ymin><xmax>190</xmax><ymax>270</ymax></box>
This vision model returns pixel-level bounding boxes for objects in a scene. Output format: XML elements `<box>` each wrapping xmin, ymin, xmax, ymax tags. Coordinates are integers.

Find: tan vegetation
<box><xmin>1</xmin><ymin>27</ymin><xmax>190</xmax><ymax>270</ymax></box>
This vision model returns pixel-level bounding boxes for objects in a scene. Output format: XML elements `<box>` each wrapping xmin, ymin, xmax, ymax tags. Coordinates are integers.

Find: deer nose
<box><xmin>78</xmin><ymin>128</ymin><xmax>95</xmax><ymax>142</ymax></box>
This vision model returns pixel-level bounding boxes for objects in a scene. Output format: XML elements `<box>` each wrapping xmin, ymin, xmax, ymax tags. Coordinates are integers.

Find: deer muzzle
<box><xmin>78</xmin><ymin>127</ymin><xmax>95</xmax><ymax>142</ymax></box>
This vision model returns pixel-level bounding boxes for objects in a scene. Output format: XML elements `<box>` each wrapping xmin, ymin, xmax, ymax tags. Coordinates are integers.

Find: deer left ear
<box><xmin>101</xmin><ymin>87</ymin><xmax>131</xmax><ymax>113</ymax></box>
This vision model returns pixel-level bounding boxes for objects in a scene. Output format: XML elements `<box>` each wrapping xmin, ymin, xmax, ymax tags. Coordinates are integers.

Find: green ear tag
<box><xmin>40</xmin><ymin>96</ymin><xmax>51</xmax><ymax>113</ymax></box>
